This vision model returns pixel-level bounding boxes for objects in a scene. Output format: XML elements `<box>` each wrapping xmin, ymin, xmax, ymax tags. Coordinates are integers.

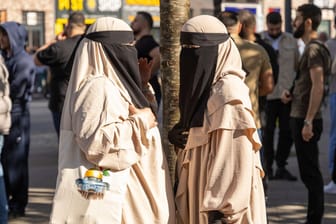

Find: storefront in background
<box><xmin>55</xmin><ymin>0</ymin><xmax>160</xmax><ymax>36</ymax></box>
<box><xmin>221</xmin><ymin>2</ymin><xmax>264</xmax><ymax>32</ymax></box>
<box><xmin>55</xmin><ymin>0</ymin><xmax>122</xmax><ymax>35</ymax></box>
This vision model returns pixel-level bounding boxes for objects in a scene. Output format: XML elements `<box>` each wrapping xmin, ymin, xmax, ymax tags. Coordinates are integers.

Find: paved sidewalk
<box><xmin>8</xmin><ymin>99</ymin><xmax>336</xmax><ymax>224</ymax></box>
<box><xmin>266</xmin><ymin>105</ymin><xmax>336</xmax><ymax>224</ymax></box>
<box><xmin>266</xmin><ymin>154</ymin><xmax>336</xmax><ymax>224</ymax></box>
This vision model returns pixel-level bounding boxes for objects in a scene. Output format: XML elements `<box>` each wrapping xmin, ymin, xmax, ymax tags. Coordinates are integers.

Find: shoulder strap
<box><xmin>310</xmin><ymin>40</ymin><xmax>331</xmax><ymax>56</ymax></box>
<box><xmin>308</xmin><ymin>40</ymin><xmax>332</xmax><ymax>105</ymax></box>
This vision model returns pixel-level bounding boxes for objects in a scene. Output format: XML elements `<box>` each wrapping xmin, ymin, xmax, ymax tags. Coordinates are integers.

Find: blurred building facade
<box><xmin>0</xmin><ymin>0</ymin><xmax>54</xmax><ymax>49</ymax></box>
<box><xmin>191</xmin><ymin>0</ymin><xmax>336</xmax><ymax>37</ymax></box>
<box><xmin>0</xmin><ymin>0</ymin><xmax>335</xmax><ymax>49</ymax></box>
<box><xmin>0</xmin><ymin>0</ymin><xmax>160</xmax><ymax>49</ymax></box>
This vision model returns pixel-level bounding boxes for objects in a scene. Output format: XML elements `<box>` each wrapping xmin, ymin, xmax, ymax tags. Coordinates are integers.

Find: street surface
<box><xmin>8</xmin><ymin>97</ymin><xmax>336</xmax><ymax>224</ymax></box>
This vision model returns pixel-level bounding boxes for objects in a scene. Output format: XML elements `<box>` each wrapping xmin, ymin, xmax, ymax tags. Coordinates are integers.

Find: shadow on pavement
<box><xmin>9</xmin><ymin>188</ymin><xmax>54</xmax><ymax>224</ymax></box>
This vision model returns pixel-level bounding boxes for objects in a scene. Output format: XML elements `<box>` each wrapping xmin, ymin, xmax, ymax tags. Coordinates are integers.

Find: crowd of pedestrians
<box><xmin>0</xmin><ymin>2</ymin><xmax>335</xmax><ymax>224</ymax></box>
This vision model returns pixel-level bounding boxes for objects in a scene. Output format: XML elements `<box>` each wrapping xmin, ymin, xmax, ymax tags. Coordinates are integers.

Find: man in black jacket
<box><xmin>34</xmin><ymin>12</ymin><xmax>86</xmax><ymax>138</ymax></box>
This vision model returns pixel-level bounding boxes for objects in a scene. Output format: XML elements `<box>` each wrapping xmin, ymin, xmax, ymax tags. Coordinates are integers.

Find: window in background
<box><xmin>23</xmin><ymin>11</ymin><xmax>45</xmax><ymax>50</ymax></box>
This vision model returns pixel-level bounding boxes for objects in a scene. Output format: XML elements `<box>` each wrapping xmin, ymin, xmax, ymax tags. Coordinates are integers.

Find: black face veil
<box><xmin>85</xmin><ymin>31</ymin><xmax>151</xmax><ymax>110</ymax></box>
<box><xmin>178</xmin><ymin>32</ymin><xmax>230</xmax><ymax>129</ymax></box>
<box><xmin>168</xmin><ymin>31</ymin><xmax>229</xmax><ymax>148</ymax></box>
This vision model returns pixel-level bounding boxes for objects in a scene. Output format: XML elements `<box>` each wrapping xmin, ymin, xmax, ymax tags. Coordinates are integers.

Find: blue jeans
<box><xmin>329</xmin><ymin>93</ymin><xmax>336</xmax><ymax>173</ymax></box>
<box><xmin>2</xmin><ymin>103</ymin><xmax>30</xmax><ymax>214</ymax></box>
<box><xmin>51</xmin><ymin>111</ymin><xmax>61</xmax><ymax>139</ymax></box>
<box><xmin>0</xmin><ymin>135</ymin><xmax>8</xmax><ymax>223</ymax></box>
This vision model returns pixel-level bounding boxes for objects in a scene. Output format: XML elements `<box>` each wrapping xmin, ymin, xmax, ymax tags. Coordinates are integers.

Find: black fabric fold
<box><xmin>169</xmin><ymin>31</ymin><xmax>226</xmax><ymax>148</ymax></box>
<box><xmin>180</xmin><ymin>32</ymin><xmax>229</xmax><ymax>46</ymax></box>
<box><xmin>67</xmin><ymin>30</ymin><xmax>151</xmax><ymax>111</ymax></box>
<box><xmin>102</xmin><ymin>44</ymin><xmax>150</xmax><ymax>110</ymax></box>
<box><xmin>85</xmin><ymin>31</ymin><xmax>134</xmax><ymax>45</ymax></box>
<box><xmin>178</xmin><ymin>45</ymin><xmax>218</xmax><ymax>130</ymax></box>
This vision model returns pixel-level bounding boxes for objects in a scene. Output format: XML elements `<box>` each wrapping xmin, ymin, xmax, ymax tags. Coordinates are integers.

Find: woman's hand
<box><xmin>138</xmin><ymin>57</ymin><xmax>153</xmax><ymax>87</ymax></box>
<box><xmin>302</xmin><ymin>123</ymin><xmax>314</xmax><ymax>142</ymax></box>
<box><xmin>281</xmin><ymin>89</ymin><xmax>292</xmax><ymax>104</ymax></box>
<box><xmin>168</xmin><ymin>126</ymin><xmax>189</xmax><ymax>150</ymax></box>
<box><xmin>129</xmin><ymin>104</ymin><xmax>157</xmax><ymax>129</ymax></box>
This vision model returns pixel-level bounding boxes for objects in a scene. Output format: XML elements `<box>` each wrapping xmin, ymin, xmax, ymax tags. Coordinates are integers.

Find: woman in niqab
<box><xmin>49</xmin><ymin>17</ymin><xmax>175</xmax><ymax>224</ymax></box>
<box><xmin>169</xmin><ymin>15</ymin><xmax>267</xmax><ymax>224</ymax></box>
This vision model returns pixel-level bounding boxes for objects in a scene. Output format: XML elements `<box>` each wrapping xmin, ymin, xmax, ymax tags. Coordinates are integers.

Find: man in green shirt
<box><xmin>282</xmin><ymin>4</ymin><xmax>331</xmax><ymax>224</ymax></box>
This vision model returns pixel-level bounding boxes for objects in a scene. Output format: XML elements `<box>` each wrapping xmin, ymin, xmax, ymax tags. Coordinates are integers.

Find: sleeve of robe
<box><xmin>71</xmin><ymin>76</ymin><xmax>153</xmax><ymax>171</ymax></box>
<box><xmin>187</xmin><ymin>75</ymin><xmax>266</xmax><ymax>224</ymax></box>
<box><xmin>203</xmin><ymin>103</ymin><xmax>266</xmax><ymax>224</ymax></box>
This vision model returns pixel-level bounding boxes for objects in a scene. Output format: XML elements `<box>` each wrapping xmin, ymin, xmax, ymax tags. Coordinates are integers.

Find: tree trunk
<box><xmin>160</xmin><ymin>0</ymin><xmax>190</xmax><ymax>184</ymax></box>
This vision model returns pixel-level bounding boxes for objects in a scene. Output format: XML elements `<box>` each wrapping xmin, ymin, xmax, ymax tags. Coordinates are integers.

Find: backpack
<box><xmin>311</xmin><ymin>40</ymin><xmax>332</xmax><ymax>105</ymax></box>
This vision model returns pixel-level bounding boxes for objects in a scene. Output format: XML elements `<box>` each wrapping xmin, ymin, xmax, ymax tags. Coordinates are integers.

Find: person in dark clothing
<box><xmin>34</xmin><ymin>12</ymin><xmax>86</xmax><ymax>138</ymax></box>
<box><xmin>282</xmin><ymin>4</ymin><xmax>331</xmax><ymax>224</ymax></box>
<box><xmin>332</xmin><ymin>147</ymin><xmax>336</xmax><ymax>192</ymax></box>
<box><xmin>131</xmin><ymin>11</ymin><xmax>161</xmax><ymax>106</ymax></box>
<box><xmin>0</xmin><ymin>22</ymin><xmax>36</xmax><ymax>218</ymax></box>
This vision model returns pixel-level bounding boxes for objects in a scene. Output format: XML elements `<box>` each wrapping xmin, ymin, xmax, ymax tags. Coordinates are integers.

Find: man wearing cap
<box><xmin>34</xmin><ymin>12</ymin><xmax>86</xmax><ymax>138</ymax></box>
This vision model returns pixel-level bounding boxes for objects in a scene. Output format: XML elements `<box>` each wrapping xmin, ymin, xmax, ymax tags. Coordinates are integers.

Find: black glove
<box><xmin>168</xmin><ymin>125</ymin><xmax>189</xmax><ymax>149</ymax></box>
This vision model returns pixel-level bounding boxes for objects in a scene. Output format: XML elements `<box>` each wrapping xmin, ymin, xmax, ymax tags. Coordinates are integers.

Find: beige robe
<box><xmin>175</xmin><ymin>74</ymin><xmax>267</xmax><ymax>224</ymax></box>
<box><xmin>49</xmin><ymin>75</ymin><xmax>175</xmax><ymax>224</ymax></box>
<box><xmin>49</xmin><ymin>17</ymin><xmax>176</xmax><ymax>224</ymax></box>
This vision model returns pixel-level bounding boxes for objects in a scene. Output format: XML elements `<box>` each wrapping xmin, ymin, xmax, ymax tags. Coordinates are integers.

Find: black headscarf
<box><xmin>85</xmin><ymin>31</ymin><xmax>151</xmax><ymax>110</ymax></box>
<box><xmin>179</xmin><ymin>32</ymin><xmax>229</xmax><ymax>128</ymax></box>
<box><xmin>168</xmin><ymin>32</ymin><xmax>229</xmax><ymax>148</ymax></box>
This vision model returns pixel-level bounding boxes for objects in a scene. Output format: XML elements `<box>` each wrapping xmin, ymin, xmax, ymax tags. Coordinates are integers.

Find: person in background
<box><xmin>259</xmin><ymin>11</ymin><xmax>299</xmax><ymax>181</ymax></box>
<box><xmin>331</xmin><ymin>141</ymin><xmax>336</xmax><ymax>193</ymax></box>
<box><xmin>49</xmin><ymin>17</ymin><xmax>175</xmax><ymax>223</ymax></box>
<box><xmin>0</xmin><ymin>22</ymin><xmax>35</xmax><ymax>218</ymax></box>
<box><xmin>34</xmin><ymin>12</ymin><xmax>86</xmax><ymax>138</ymax></box>
<box><xmin>169</xmin><ymin>15</ymin><xmax>267</xmax><ymax>224</ymax></box>
<box><xmin>282</xmin><ymin>4</ymin><xmax>331</xmax><ymax>224</ymax></box>
<box><xmin>131</xmin><ymin>11</ymin><xmax>161</xmax><ymax>106</ymax></box>
<box><xmin>323</xmin><ymin>16</ymin><xmax>336</xmax><ymax>194</ymax></box>
<box><xmin>217</xmin><ymin>10</ymin><xmax>273</xmax><ymax>143</ymax></box>
<box><xmin>235</xmin><ymin>9</ymin><xmax>279</xmax><ymax>201</ymax></box>
<box><xmin>318</xmin><ymin>31</ymin><xmax>328</xmax><ymax>43</ymax></box>
<box><xmin>323</xmin><ymin>54</ymin><xmax>336</xmax><ymax>194</ymax></box>
<box><xmin>0</xmin><ymin>55</ymin><xmax>10</xmax><ymax>223</ymax></box>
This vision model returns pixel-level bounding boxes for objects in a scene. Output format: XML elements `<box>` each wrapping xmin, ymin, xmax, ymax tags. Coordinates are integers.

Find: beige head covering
<box><xmin>180</xmin><ymin>16</ymin><xmax>258</xmax><ymax>149</ymax></box>
<box><xmin>61</xmin><ymin>17</ymin><xmax>135</xmax><ymax>131</ymax></box>
<box><xmin>181</xmin><ymin>15</ymin><xmax>246</xmax><ymax>83</ymax></box>
<box><xmin>169</xmin><ymin>15</ymin><xmax>250</xmax><ymax>148</ymax></box>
